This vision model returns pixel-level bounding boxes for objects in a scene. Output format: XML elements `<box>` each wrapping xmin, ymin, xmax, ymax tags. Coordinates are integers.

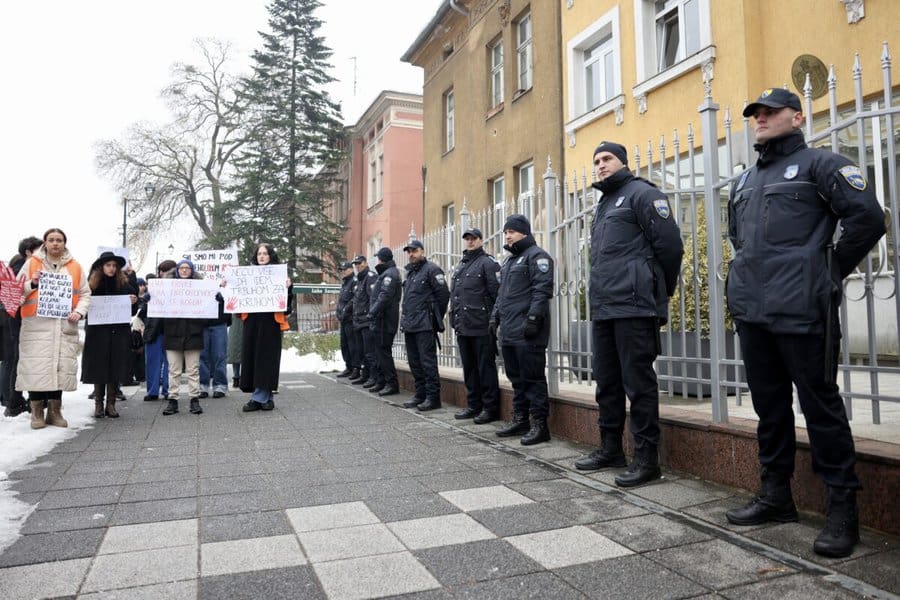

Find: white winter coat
<box><xmin>15</xmin><ymin>248</ymin><xmax>91</xmax><ymax>392</ymax></box>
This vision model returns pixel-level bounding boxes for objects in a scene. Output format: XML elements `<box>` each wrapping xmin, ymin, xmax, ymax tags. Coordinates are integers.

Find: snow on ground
<box><xmin>0</xmin><ymin>348</ymin><xmax>338</xmax><ymax>552</ymax></box>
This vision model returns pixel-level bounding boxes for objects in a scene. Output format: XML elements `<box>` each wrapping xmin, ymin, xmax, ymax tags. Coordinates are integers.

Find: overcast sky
<box><xmin>0</xmin><ymin>0</ymin><xmax>441</xmax><ymax>274</ymax></box>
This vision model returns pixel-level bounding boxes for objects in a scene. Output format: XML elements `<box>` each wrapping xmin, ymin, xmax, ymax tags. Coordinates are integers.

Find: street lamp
<box><xmin>153</xmin><ymin>243</ymin><xmax>175</xmax><ymax>271</ymax></box>
<box><xmin>122</xmin><ymin>183</ymin><xmax>155</xmax><ymax>247</ymax></box>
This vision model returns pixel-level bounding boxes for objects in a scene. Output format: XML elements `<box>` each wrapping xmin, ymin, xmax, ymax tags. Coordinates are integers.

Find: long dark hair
<box><xmin>251</xmin><ymin>243</ymin><xmax>281</xmax><ymax>265</ymax></box>
<box><xmin>89</xmin><ymin>260</ymin><xmax>128</xmax><ymax>290</ymax></box>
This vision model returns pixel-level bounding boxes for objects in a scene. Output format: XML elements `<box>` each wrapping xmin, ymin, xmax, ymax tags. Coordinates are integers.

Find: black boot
<box><xmin>369</xmin><ymin>383</ymin><xmax>386</xmax><ymax>394</ymax></box>
<box><xmin>454</xmin><ymin>407</ymin><xmax>479</xmax><ymax>420</ymax></box>
<box><xmin>725</xmin><ymin>470</ymin><xmax>799</xmax><ymax>526</ymax></box>
<box><xmin>350</xmin><ymin>371</ymin><xmax>369</xmax><ymax>385</ymax></box>
<box><xmin>473</xmin><ymin>409</ymin><xmax>499</xmax><ymax>424</ymax></box>
<box><xmin>575</xmin><ymin>432</ymin><xmax>626</xmax><ymax>470</ymax></box>
<box><xmin>362</xmin><ymin>378</ymin><xmax>378</xmax><ymax>389</ymax></box>
<box><xmin>614</xmin><ymin>445</ymin><xmax>662</xmax><ymax>488</ymax></box>
<box><xmin>520</xmin><ymin>417</ymin><xmax>550</xmax><ymax>446</ymax></box>
<box><xmin>189</xmin><ymin>398</ymin><xmax>203</xmax><ymax>414</ymax></box>
<box><xmin>3</xmin><ymin>394</ymin><xmax>29</xmax><ymax>417</ymax></box>
<box><xmin>378</xmin><ymin>386</ymin><xmax>399</xmax><ymax>397</ymax></box>
<box><xmin>345</xmin><ymin>368</ymin><xmax>361</xmax><ymax>382</ymax></box>
<box><xmin>403</xmin><ymin>396</ymin><xmax>425</xmax><ymax>408</ymax></box>
<box><xmin>496</xmin><ymin>412</ymin><xmax>530</xmax><ymax>437</ymax></box>
<box><xmin>813</xmin><ymin>487</ymin><xmax>859</xmax><ymax>558</ymax></box>
<box><xmin>232</xmin><ymin>377</ymin><xmax>241</xmax><ymax>388</ymax></box>
<box><xmin>162</xmin><ymin>399</ymin><xmax>179</xmax><ymax>415</ymax></box>
<box><xmin>336</xmin><ymin>367</ymin><xmax>353</xmax><ymax>378</ymax></box>
<box><xmin>417</xmin><ymin>398</ymin><xmax>442</xmax><ymax>412</ymax></box>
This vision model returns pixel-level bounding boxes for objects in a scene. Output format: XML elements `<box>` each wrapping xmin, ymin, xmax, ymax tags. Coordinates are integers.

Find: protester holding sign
<box><xmin>16</xmin><ymin>228</ymin><xmax>91</xmax><ymax>429</ymax></box>
<box><xmin>81</xmin><ymin>252</ymin><xmax>138</xmax><ymax>418</ymax></box>
<box><xmin>161</xmin><ymin>259</ymin><xmax>210</xmax><ymax>416</ymax></box>
<box><xmin>237</xmin><ymin>243</ymin><xmax>292</xmax><ymax>412</ymax></box>
<box><xmin>1</xmin><ymin>236</ymin><xmax>42</xmax><ymax>418</ymax></box>
<box><xmin>135</xmin><ymin>261</ymin><xmax>176</xmax><ymax>402</ymax></box>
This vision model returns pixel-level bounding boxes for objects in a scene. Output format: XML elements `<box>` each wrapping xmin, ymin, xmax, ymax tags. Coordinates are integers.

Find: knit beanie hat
<box><xmin>593</xmin><ymin>141</ymin><xmax>628</xmax><ymax>166</ymax></box>
<box><xmin>503</xmin><ymin>214</ymin><xmax>532</xmax><ymax>236</ymax></box>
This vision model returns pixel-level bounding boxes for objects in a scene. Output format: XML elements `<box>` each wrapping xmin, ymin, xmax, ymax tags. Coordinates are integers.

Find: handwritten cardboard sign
<box><xmin>180</xmin><ymin>248</ymin><xmax>239</xmax><ymax>282</ymax></box>
<box><xmin>0</xmin><ymin>276</ymin><xmax>23</xmax><ymax>317</ymax></box>
<box><xmin>147</xmin><ymin>278</ymin><xmax>219</xmax><ymax>319</ymax></box>
<box><xmin>223</xmin><ymin>264</ymin><xmax>288</xmax><ymax>314</ymax></box>
<box><xmin>37</xmin><ymin>271</ymin><xmax>74</xmax><ymax>319</ymax></box>
<box><xmin>87</xmin><ymin>295</ymin><xmax>132</xmax><ymax>325</ymax></box>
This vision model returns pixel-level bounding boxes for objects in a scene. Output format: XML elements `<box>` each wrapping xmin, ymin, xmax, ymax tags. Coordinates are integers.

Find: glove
<box><xmin>524</xmin><ymin>315</ymin><xmax>543</xmax><ymax>339</ymax></box>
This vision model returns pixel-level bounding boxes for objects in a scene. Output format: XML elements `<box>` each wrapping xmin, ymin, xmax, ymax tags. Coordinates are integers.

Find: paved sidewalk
<box><xmin>0</xmin><ymin>373</ymin><xmax>897</xmax><ymax>599</ymax></box>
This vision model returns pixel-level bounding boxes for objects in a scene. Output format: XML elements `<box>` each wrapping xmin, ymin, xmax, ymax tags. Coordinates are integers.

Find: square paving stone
<box><xmin>415</xmin><ymin>471</ymin><xmax>499</xmax><ymax>492</ymax></box>
<box><xmin>298</xmin><ymin>523</ymin><xmax>406</xmax><ymax>563</ymax></box>
<box><xmin>626</xmin><ymin>479</ymin><xmax>731</xmax><ymax>508</ymax></box>
<box><xmin>556</xmin><ymin>553</ymin><xmax>709</xmax><ymax>599</ymax></box>
<box><xmin>201</xmin><ymin>534</ymin><xmax>306</xmax><ymax>576</ymax></box>
<box><xmin>649</xmin><ymin>539</ymin><xmax>795</xmax><ymax>590</ymax></box>
<box><xmin>345</xmin><ymin>477</ymin><xmax>431</xmax><ymax>500</ymax></box>
<box><xmin>82</xmin><ymin>545</ymin><xmax>197</xmax><ymax>592</ymax></box>
<box><xmin>200</xmin><ymin>510</ymin><xmax>293</xmax><ymax>544</ymax></box>
<box><xmin>387</xmin><ymin>513</ymin><xmax>496</xmax><ymax>550</ymax></box>
<box><xmin>590</xmin><ymin>513</ymin><xmax>713</xmax><ymax>552</ymax></box>
<box><xmin>278</xmin><ymin>482</ymin><xmax>366</xmax><ymax>507</ymax></box>
<box><xmin>506</xmin><ymin>525</ymin><xmax>632</xmax><ymax>569</ymax></box>
<box><xmin>439</xmin><ymin>485</ymin><xmax>534</xmax><ymax>512</ymax></box>
<box><xmin>746</xmin><ymin>521</ymin><xmax>883</xmax><ymax>565</ymax></box>
<box><xmin>50</xmin><ymin>470</ymin><xmax>131</xmax><ymax>490</ymax></box>
<box><xmin>834</xmin><ymin>548</ymin><xmax>900</xmax><ymax>594</ymax></box>
<box><xmin>396</xmin><ymin>459</ymin><xmax>472</xmax><ymax>477</ymax></box>
<box><xmin>199</xmin><ymin>565</ymin><xmax>325</xmax><ymax>600</ymax></box>
<box><xmin>518</xmin><ymin>444</ymin><xmax>584</xmax><ymax>461</ymax></box>
<box><xmin>469</xmin><ymin>503</ymin><xmax>577</xmax><ymax>537</ymax></box>
<box><xmin>476</xmin><ymin>464</ymin><xmax>562</xmax><ymax>484</ymax></box>
<box><xmin>509</xmin><ymin>479</ymin><xmax>596</xmax><ymax>502</ymax></box>
<box><xmin>135</xmin><ymin>455</ymin><xmax>198</xmax><ymax>470</ymax></box>
<box><xmin>128</xmin><ymin>465</ymin><xmax>198</xmax><ymax>484</ymax></box>
<box><xmin>364</xmin><ymin>494</ymin><xmax>462</xmax><ymax>523</ymax></box>
<box><xmin>198</xmin><ymin>490</ymin><xmax>283</xmax><ymax>517</ymax></box>
<box><xmin>120</xmin><ymin>479</ymin><xmax>198</xmax><ymax>503</ymax></box>
<box><xmin>110</xmin><ymin>497</ymin><xmax>198</xmax><ymax>526</ymax></box>
<box><xmin>79</xmin><ymin>579</ymin><xmax>198</xmax><ymax>599</ymax></box>
<box><xmin>39</xmin><ymin>484</ymin><xmax>123</xmax><ymax>509</ymax></box>
<box><xmin>199</xmin><ymin>460</ymin><xmax>265</xmax><ymax>479</ymax></box>
<box><xmin>285</xmin><ymin>501</ymin><xmax>379</xmax><ymax>532</ymax></box>
<box><xmin>0</xmin><ymin>557</ymin><xmax>91</xmax><ymax>599</ymax></box>
<box><xmin>0</xmin><ymin>528</ymin><xmax>105</xmax><ymax>567</ymax></box>
<box><xmin>66</xmin><ymin>459</ymin><xmax>134</xmax><ymax>474</ymax></box>
<box><xmin>542</xmin><ymin>494</ymin><xmax>649</xmax><ymax>524</ymax></box>
<box><xmin>20</xmin><ymin>504</ymin><xmax>113</xmax><ymax>534</ymax></box>
<box><xmin>413</xmin><ymin>538</ymin><xmax>542</xmax><ymax>586</ymax></box>
<box><xmin>9</xmin><ymin>475</ymin><xmax>61</xmax><ymax>493</ymax></box>
<box><xmin>313</xmin><ymin>551</ymin><xmax>441</xmax><ymax>600</ymax></box>
<box><xmin>720</xmin><ymin>572</ymin><xmax>864</xmax><ymax>599</ymax></box>
<box><xmin>100</xmin><ymin>518</ymin><xmax>198</xmax><ymax>554</ymax></box>
<box><xmin>452</xmin><ymin>571</ymin><xmax>588</xmax><ymax>599</ymax></box>
<box><xmin>199</xmin><ymin>474</ymin><xmax>273</xmax><ymax>496</ymax></box>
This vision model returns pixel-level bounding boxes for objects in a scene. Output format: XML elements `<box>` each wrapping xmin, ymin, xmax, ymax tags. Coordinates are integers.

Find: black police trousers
<box><xmin>339</xmin><ymin>320</ymin><xmax>355</xmax><ymax>370</ymax></box>
<box><xmin>359</xmin><ymin>327</ymin><xmax>379</xmax><ymax>380</ymax></box>
<box><xmin>737</xmin><ymin>321</ymin><xmax>860</xmax><ymax>489</ymax></box>
<box><xmin>373</xmin><ymin>329</ymin><xmax>398</xmax><ymax>388</ymax></box>
<box><xmin>593</xmin><ymin>318</ymin><xmax>660</xmax><ymax>449</ymax></box>
<box><xmin>501</xmin><ymin>344</ymin><xmax>549</xmax><ymax>419</ymax></box>
<box><xmin>458</xmin><ymin>334</ymin><xmax>499</xmax><ymax>413</ymax></box>
<box><xmin>405</xmin><ymin>331</ymin><xmax>440</xmax><ymax>400</ymax></box>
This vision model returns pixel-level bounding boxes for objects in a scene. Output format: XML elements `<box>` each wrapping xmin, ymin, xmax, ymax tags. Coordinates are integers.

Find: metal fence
<box><xmin>389</xmin><ymin>43</ymin><xmax>899</xmax><ymax>426</ymax></box>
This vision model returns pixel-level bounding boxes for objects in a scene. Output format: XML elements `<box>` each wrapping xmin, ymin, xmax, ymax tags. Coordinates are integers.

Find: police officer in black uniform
<box><xmin>490</xmin><ymin>215</ymin><xmax>554</xmax><ymax>445</ymax></box>
<box><xmin>450</xmin><ymin>228</ymin><xmax>501</xmax><ymax>423</ymax></box>
<box><xmin>573</xmin><ymin>141</ymin><xmax>683</xmax><ymax>487</ymax></box>
<box><xmin>349</xmin><ymin>255</ymin><xmax>379</xmax><ymax>386</ymax></box>
<box><xmin>724</xmin><ymin>88</ymin><xmax>885</xmax><ymax>558</ymax></box>
<box><xmin>335</xmin><ymin>260</ymin><xmax>358</xmax><ymax>378</ymax></box>
<box><xmin>368</xmin><ymin>247</ymin><xmax>401</xmax><ymax>396</ymax></box>
<box><xmin>400</xmin><ymin>240</ymin><xmax>450</xmax><ymax>411</ymax></box>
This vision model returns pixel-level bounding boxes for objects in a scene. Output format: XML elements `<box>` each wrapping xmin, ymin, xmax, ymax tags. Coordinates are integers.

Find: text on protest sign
<box><xmin>37</xmin><ymin>271</ymin><xmax>74</xmax><ymax>319</ymax></box>
<box><xmin>87</xmin><ymin>295</ymin><xmax>132</xmax><ymax>325</ymax></box>
<box><xmin>147</xmin><ymin>278</ymin><xmax>220</xmax><ymax>319</ymax></box>
<box><xmin>223</xmin><ymin>264</ymin><xmax>288</xmax><ymax>313</ymax></box>
<box><xmin>0</xmin><ymin>277</ymin><xmax>24</xmax><ymax>317</ymax></box>
<box><xmin>180</xmin><ymin>248</ymin><xmax>239</xmax><ymax>282</ymax></box>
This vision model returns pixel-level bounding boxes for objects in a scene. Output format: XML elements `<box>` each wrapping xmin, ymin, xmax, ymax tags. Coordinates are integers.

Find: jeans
<box><xmin>251</xmin><ymin>388</ymin><xmax>273</xmax><ymax>404</ymax></box>
<box><xmin>199</xmin><ymin>324</ymin><xmax>228</xmax><ymax>393</ymax></box>
<box><xmin>144</xmin><ymin>335</ymin><xmax>169</xmax><ymax>397</ymax></box>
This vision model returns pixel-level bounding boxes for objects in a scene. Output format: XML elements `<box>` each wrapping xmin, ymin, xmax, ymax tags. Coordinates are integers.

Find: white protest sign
<box><xmin>180</xmin><ymin>248</ymin><xmax>239</xmax><ymax>282</ymax></box>
<box><xmin>36</xmin><ymin>271</ymin><xmax>73</xmax><ymax>319</ymax></box>
<box><xmin>223</xmin><ymin>264</ymin><xmax>288</xmax><ymax>313</ymax></box>
<box><xmin>96</xmin><ymin>246</ymin><xmax>130</xmax><ymax>261</ymax></box>
<box><xmin>147</xmin><ymin>278</ymin><xmax>219</xmax><ymax>319</ymax></box>
<box><xmin>87</xmin><ymin>295</ymin><xmax>132</xmax><ymax>325</ymax></box>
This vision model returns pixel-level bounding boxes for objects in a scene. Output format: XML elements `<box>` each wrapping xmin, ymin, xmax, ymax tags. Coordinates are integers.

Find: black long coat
<box><xmin>81</xmin><ymin>276</ymin><xmax>135</xmax><ymax>384</ymax></box>
<box><xmin>240</xmin><ymin>291</ymin><xmax>293</xmax><ymax>393</ymax></box>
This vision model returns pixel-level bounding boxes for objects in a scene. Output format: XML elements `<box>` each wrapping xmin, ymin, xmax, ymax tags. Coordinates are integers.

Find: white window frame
<box><xmin>517</xmin><ymin>162</ymin><xmax>534</xmax><ymax>219</ymax></box>
<box><xmin>377</xmin><ymin>154</ymin><xmax>384</xmax><ymax>203</ymax></box>
<box><xmin>566</xmin><ymin>7</ymin><xmax>621</xmax><ymax>122</ymax></box>
<box><xmin>490</xmin><ymin>39</ymin><xmax>504</xmax><ymax>108</ymax></box>
<box><xmin>444</xmin><ymin>89</ymin><xmax>455</xmax><ymax>152</ymax></box>
<box><xmin>368</xmin><ymin>159</ymin><xmax>377</xmax><ymax>208</ymax></box>
<box><xmin>491</xmin><ymin>176</ymin><xmax>506</xmax><ymax>226</ymax></box>
<box><xmin>516</xmin><ymin>13</ymin><xmax>533</xmax><ymax>92</ymax></box>
<box><xmin>632</xmin><ymin>0</ymin><xmax>712</xmax><ymax>96</ymax></box>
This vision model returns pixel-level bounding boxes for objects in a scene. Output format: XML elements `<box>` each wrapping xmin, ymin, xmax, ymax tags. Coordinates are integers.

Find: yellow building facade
<box><xmin>562</xmin><ymin>0</ymin><xmax>900</xmax><ymax>172</ymax></box>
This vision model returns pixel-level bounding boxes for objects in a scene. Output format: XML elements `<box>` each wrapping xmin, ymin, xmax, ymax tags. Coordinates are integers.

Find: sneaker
<box><xmin>143</xmin><ymin>394</ymin><xmax>159</xmax><ymax>402</ymax></box>
<box><xmin>212</xmin><ymin>391</ymin><xmax>225</xmax><ymax>399</ymax></box>
<box><xmin>242</xmin><ymin>401</ymin><xmax>262</xmax><ymax>412</ymax></box>
<box><xmin>261</xmin><ymin>400</ymin><xmax>275</xmax><ymax>411</ymax></box>
<box><xmin>189</xmin><ymin>398</ymin><xmax>203</xmax><ymax>414</ymax></box>
<box><xmin>199</xmin><ymin>391</ymin><xmax>209</xmax><ymax>399</ymax></box>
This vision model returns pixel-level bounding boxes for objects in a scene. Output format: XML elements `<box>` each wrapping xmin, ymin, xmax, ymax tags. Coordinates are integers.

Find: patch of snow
<box><xmin>280</xmin><ymin>348</ymin><xmax>342</xmax><ymax>373</ymax></box>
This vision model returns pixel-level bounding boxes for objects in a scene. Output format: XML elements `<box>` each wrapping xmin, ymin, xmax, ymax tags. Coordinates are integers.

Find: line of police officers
<box><xmin>333</xmin><ymin>87</ymin><xmax>883</xmax><ymax>559</ymax></box>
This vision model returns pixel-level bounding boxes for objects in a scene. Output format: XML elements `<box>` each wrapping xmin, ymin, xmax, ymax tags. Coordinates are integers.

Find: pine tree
<box><xmin>229</xmin><ymin>0</ymin><xmax>346</xmax><ymax>279</ymax></box>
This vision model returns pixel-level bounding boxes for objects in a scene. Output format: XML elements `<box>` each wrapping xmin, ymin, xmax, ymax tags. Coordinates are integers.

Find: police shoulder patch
<box><xmin>653</xmin><ymin>199</ymin><xmax>671</xmax><ymax>219</ymax></box>
<box><xmin>383</xmin><ymin>276</ymin><xmax>392</xmax><ymax>286</ymax></box>
<box><xmin>536</xmin><ymin>258</ymin><xmax>550</xmax><ymax>273</ymax></box>
<box><xmin>435</xmin><ymin>273</ymin><xmax>446</xmax><ymax>285</ymax></box>
<box><xmin>838</xmin><ymin>165</ymin><xmax>867</xmax><ymax>190</ymax></box>
<box><xmin>784</xmin><ymin>164</ymin><xmax>798</xmax><ymax>179</ymax></box>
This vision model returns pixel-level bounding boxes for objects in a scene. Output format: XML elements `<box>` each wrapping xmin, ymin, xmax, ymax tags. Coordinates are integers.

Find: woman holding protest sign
<box><xmin>81</xmin><ymin>252</ymin><xmax>138</xmax><ymax>418</ymax></box>
<box><xmin>238</xmin><ymin>243</ymin><xmax>292</xmax><ymax>412</ymax></box>
<box><xmin>16</xmin><ymin>228</ymin><xmax>91</xmax><ymax>429</ymax></box>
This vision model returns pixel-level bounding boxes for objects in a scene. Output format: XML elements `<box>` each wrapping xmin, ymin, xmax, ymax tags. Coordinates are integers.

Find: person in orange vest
<box><xmin>16</xmin><ymin>228</ymin><xmax>92</xmax><ymax>429</ymax></box>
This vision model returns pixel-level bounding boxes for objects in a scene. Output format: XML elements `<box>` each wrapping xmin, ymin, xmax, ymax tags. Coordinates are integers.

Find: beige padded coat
<box><xmin>15</xmin><ymin>248</ymin><xmax>91</xmax><ymax>392</ymax></box>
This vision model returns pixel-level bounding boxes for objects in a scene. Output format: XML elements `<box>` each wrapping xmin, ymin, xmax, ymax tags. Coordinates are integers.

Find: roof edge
<box><xmin>401</xmin><ymin>0</ymin><xmax>452</xmax><ymax>64</ymax></box>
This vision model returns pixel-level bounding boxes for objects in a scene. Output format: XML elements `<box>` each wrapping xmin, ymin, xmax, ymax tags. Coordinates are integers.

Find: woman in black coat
<box><xmin>240</xmin><ymin>243</ymin><xmax>293</xmax><ymax>412</ymax></box>
<box><xmin>81</xmin><ymin>252</ymin><xmax>137</xmax><ymax>418</ymax></box>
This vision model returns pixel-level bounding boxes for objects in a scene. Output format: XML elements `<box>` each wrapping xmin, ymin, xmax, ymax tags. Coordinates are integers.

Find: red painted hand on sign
<box><xmin>277</xmin><ymin>297</ymin><xmax>286</xmax><ymax>310</ymax></box>
<box><xmin>226</xmin><ymin>297</ymin><xmax>238</xmax><ymax>312</ymax></box>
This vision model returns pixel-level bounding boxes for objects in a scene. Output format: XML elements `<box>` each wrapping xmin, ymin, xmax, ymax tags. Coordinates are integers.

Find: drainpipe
<box><xmin>449</xmin><ymin>0</ymin><xmax>469</xmax><ymax>16</ymax></box>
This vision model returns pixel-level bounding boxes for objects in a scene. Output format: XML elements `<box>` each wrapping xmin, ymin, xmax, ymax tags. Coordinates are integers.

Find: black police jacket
<box><xmin>400</xmin><ymin>259</ymin><xmax>450</xmax><ymax>333</ymax></box>
<box><xmin>352</xmin><ymin>269</ymin><xmax>378</xmax><ymax>331</ymax></box>
<box><xmin>589</xmin><ymin>168</ymin><xmax>683</xmax><ymax>324</ymax></box>
<box><xmin>336</xmin><ymin>274</ymin><xmax>355</xmax><ymax>323</ymax></box>
<box><xmin>727</xmin><ymin>130</ymin><xmax>885</xmax><ymax>335</ymax></box>
<box><xmin>450</xmin><ymin>247</ymin><xmax>500</xmax><ymax>336</ymax></box>
<box><xmin>369</xmin><ymin>260</ymin><xmax>402</xmax><ymax>334</ymax></box>
<box><xmin>492</xmin><ymin>236</ymin><xmax>554</xmax><ymax>346</ymax></box>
